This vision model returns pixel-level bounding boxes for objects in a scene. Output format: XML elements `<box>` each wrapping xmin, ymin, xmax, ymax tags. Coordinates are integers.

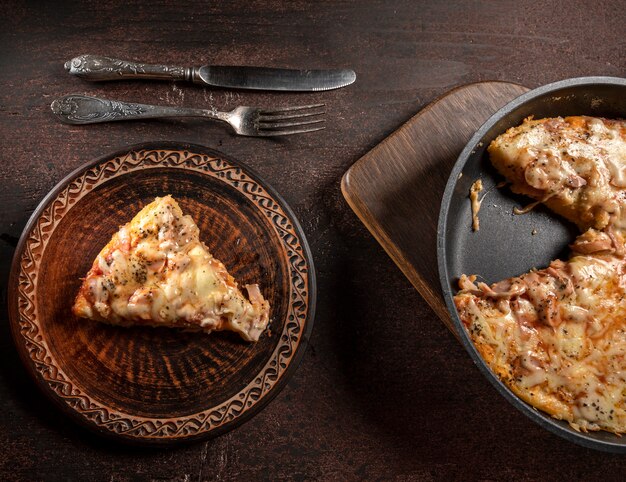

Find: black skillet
<box><xmin>438</xmin><ymin>76</ymin><xmax>626</xmax><ymax>453</ymax></box>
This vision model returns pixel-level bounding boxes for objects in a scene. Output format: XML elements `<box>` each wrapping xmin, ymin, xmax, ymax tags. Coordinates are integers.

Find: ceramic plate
<box><xmin>8</xmin><ymin>142</ymin><xmax>315</xmax><ymax>444</ymax></box>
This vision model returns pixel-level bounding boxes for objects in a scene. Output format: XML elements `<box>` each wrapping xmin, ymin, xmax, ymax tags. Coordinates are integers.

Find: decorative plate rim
<box><xmin>8</xmin><ymin>141</ymin><xmax>316</xmax><ymax>445</ymax></box>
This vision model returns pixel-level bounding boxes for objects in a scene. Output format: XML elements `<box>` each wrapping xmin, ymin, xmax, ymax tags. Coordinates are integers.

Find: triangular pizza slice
<box><xmin>73</xmin><ymin>195</ymin><xmax>270</xmax><ymax>342</ymax></box>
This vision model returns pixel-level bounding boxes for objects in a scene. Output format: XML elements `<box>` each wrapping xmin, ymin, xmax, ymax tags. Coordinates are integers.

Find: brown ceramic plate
<box><xmin>8</xmin><ymin>142</ymin><xmax>316</xmax><ymax>445</ymax></box>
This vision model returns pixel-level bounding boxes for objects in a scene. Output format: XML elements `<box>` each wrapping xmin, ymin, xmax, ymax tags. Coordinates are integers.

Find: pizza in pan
<box><xmin>73</xmin><ymin>195</ymin><xmax>270</xmax><ymax>342</ymax></box>
<box><xmin>455</xmin><ymin>116</ymin><xmax>626</xmax><ymax>434</ymax></box>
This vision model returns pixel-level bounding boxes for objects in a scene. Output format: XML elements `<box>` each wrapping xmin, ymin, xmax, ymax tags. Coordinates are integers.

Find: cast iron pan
<box><xmin>438</xmin><ymin>76</ymin><xmax>626</xmax><ymax>453</ymax></box>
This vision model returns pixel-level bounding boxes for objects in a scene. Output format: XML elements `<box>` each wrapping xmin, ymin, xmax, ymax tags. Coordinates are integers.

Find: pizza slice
<box><xmin>73</xmin><ymin>195</ymin><xmax>270</xmax><ymax>342</ymax></box>
<box><xmin>488</xmin><ymin>116</ymin><xmax>626</xmax><ymax>231</ymax></box>
<box><xmin>454</xmin><ymin>229</ymin><xmax>626</xmax><ymax>433</ymax></box>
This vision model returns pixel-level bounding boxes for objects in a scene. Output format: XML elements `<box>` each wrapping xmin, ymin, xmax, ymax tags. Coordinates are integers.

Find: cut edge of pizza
<box><xmin>488</xmin><ymin>115</ymin><xmax>626</xmax><ymax>232</ymax></box>
<box><xmin>455</xmin><ymin>229</ymin><xmax>626</xmax><ymax>434</ymax></box>
<box><xmin>73</xmin><ymin>195</ymin><xmax>270</xmax><ymax>342</ymax></box>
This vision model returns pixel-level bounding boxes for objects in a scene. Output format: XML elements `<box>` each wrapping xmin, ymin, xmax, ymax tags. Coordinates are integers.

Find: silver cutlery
<box><xmin>50</xmin><ymin>94</ymin><xmax>326</xmax><ymax>137</ymax></box>
<box><xmin>65</xmin><ymin>55</ymin><xmax>356</xmax><ymax>92</ymax></box>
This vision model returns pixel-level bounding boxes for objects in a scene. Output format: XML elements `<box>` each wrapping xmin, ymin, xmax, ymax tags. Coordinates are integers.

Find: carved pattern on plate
<box><xmin>16</xmin><ymin>149</ymin><xmax>310</xmax><ymax>439</ymax></box>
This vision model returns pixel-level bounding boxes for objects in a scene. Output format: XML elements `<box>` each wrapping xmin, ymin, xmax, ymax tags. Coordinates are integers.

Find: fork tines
<box><xmin>257</xmin><ymin>104</ymin><xmax>325</xmax><ymax>136</ymax></box>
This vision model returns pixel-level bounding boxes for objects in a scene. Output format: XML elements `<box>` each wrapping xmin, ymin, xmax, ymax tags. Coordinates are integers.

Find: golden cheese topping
<box><xmin>73</xmin><ymin>195</ymin><xmax>270</xmax><ymax>342</ymax></box>
<box><xmin>488</xmin><ymin>116</ymin><xmax>626</xmax><ymax>231</ymax></box>
<box><xmin>470</xmin><ymin>179</ymin><xmax>483</xmax><ymax>231</ymax></box>
<box><xmin>455</xmin><ymin>232</ymin><xmax>626</xmax><ymax>433</ymax></box>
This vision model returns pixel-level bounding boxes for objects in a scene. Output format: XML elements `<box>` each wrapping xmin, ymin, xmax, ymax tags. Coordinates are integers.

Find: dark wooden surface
<box><xmin>342</xmin><ymin>81</ymin><xmax>528</xmax><ymax>332</ymax></box>
<box><xmin>0</xmin><ymin>1</ymin><xmax>624</xmax><ymax>480</ymax></box>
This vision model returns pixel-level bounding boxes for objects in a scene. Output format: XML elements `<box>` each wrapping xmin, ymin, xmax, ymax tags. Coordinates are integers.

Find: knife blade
<box><xmin>65</xmin><ymin>55</ymin><xmax>356</xmax><ymax>92</ymax></box>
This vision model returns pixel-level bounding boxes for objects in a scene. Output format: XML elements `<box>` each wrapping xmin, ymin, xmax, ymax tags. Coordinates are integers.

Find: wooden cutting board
<box><xmin>341</xmin><ymin>81</ymin><xmax>529</xmax><ymax>336</ymax></box>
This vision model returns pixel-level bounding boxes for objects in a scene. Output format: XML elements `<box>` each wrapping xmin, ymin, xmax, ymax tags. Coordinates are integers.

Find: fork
<box><xmin>50</xmin><ymin>94</ymin><xmax>325</xmax><ymax>136</ymax></box>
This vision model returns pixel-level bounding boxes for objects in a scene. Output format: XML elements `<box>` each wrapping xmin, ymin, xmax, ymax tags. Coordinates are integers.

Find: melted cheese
<box><xmin>470</xmin><ymin>179</ymin><xmax>483</xmax><ymax>231</ymax></box>
<box><xmin>456</xmin><ymin>250</ymin><xmax>626</xmax><ymax>433</ymax></box>
<box><xmin>73</xmin><ymin>195</ymin><xmax>270</xmax><ymax>342</ymax></box>
<box><xmin>488</xmin><ymin>116</ymin><xmax>626</xmax><ymax>231</ymax></box>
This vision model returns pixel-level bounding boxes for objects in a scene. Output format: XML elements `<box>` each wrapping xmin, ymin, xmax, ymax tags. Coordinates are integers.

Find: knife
<box><xmin>65</xmin><ymin>54</ymin><xmax>356</xmax><ymax>92</ymax></box>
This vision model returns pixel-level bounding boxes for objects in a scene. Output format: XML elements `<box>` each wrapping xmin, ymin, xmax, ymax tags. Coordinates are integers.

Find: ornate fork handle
<box><xmin>65</xmin><ymin>54</ymin><xmax>197</xmax><ymax>82</ymax></box>
<box><xmin>50</xmin><ymin>94</ymin><xmax>228</xmax><ymax>125</ymax></box>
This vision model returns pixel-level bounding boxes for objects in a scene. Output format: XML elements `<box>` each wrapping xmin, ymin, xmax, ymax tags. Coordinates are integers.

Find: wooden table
<box><xmin>1</xmin><ymin>1</ymin><xmax>624</xmax><ymax>479</ymax></box>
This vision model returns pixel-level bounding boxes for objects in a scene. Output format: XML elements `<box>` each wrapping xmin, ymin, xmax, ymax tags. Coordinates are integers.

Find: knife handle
<box><xmin>65</xmin><ymin>54</ymin><xmax>195</xmax><ymax>82</ymax></box>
